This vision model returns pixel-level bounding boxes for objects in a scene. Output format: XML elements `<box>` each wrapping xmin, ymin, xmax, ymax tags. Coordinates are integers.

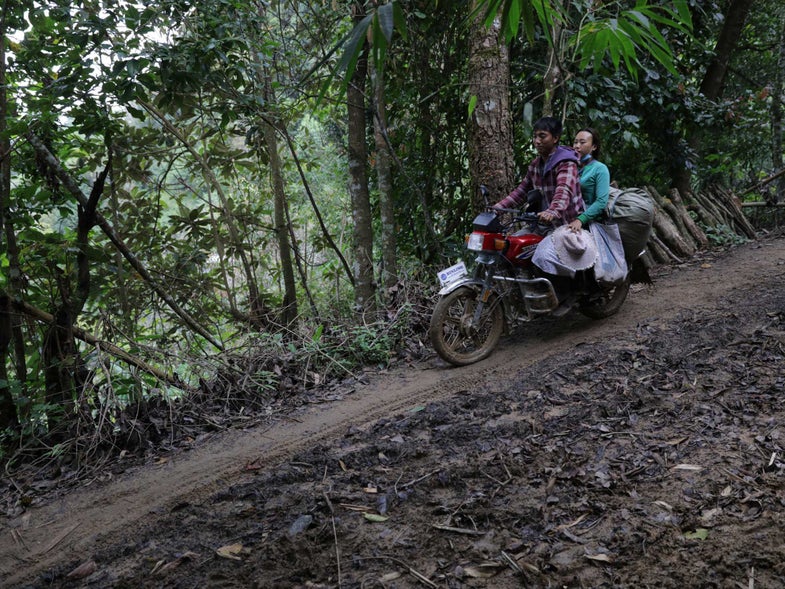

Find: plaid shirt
<box><xmin>497</xmin><ymin>146</ymin><xmax>585</xmax><ymax>224</ymax></box>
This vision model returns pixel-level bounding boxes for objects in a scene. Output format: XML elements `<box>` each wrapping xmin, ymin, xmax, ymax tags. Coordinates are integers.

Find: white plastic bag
<box><xmin>590</xmin><ymin>223</ymin><xmax>628</xmax><ymax>286</ymax></box>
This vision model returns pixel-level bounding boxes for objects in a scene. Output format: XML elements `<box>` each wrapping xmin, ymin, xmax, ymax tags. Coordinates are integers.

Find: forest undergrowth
<box><xmin>1</xmin><ymin>275</ymin><xmax>436</xmax><ymax>517</ymax></box>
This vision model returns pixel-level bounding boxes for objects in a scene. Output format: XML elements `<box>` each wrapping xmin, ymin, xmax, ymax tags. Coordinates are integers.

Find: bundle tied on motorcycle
<box><xmin>605</xmin><ymin>187</ymin><xmax>655</xmax><ymax>263</ymax></box>
<box><xmin>532</xmin><ymin>225</ymin><xmax>598</xmax><ymax>278</ymax></box>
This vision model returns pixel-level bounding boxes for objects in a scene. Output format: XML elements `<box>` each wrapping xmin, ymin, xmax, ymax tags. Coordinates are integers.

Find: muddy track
<box><xmin>3</xmin><ymin>235</ymin><xmax>784</xmax><ymax>587</ymax></box>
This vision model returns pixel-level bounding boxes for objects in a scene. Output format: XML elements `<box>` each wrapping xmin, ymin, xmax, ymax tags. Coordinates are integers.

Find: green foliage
<box><xmin>480</xmin><ymin>0</ymin><xmax>544</xmax><ymax>43</ymax></box>
<box><xmin>702</xmin><ymin>224</ymin><xmax>748</xmax><ymax>247</ymax></box>
<box><xmin>479</xmin><ymin>0</ymin><xmax>692</xmax><ymax>79</ymax></box>
<box><xmin>572</xmin><ymin>1</ymin><xmax>692</xmax><ymax>79</ymax></box>
<box><xmin>318</xmin><ymin>1</ymin><xmax>407</xmax><ymax>101</ymax></box>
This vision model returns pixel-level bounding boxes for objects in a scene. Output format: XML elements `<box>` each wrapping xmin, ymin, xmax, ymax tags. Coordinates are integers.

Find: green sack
<box><xmin>605</xmin><ymin>187</ymin><xmax>655</xmax><ymax>263</ymax></box>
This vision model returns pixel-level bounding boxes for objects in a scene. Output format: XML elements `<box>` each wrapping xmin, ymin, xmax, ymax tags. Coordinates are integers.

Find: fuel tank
<box><xmin>504</xmin><ymin>232</ymin><xmax>543</xmax><ymax>267</ymax></box>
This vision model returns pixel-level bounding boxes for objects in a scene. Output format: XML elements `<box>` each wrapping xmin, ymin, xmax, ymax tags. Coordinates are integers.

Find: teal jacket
<box><xmin>576</xmin><ymin>158</ymin><xmax>610</xmax><ymax>225</ymax></box>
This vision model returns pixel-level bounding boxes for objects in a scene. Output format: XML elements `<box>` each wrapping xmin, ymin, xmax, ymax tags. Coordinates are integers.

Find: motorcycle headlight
<box><xmin>467</xmin><ymin>232</ymin><xmax>485</xmax><ymax>251</ymax></box>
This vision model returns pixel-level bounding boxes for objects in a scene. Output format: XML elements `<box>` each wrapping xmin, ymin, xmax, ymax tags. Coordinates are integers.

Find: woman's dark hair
<box><xmin>578</xmin><ymin>127</ymin><xmax>602</xmax><ymax>160</ymax></box>
<box><xmin>533</xmin><ymin>116</ymin><xmax>563</xmax><ymax>139</ymax></box>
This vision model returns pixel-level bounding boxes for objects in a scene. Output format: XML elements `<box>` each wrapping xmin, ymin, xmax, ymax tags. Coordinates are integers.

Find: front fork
<box><xmin>471</xmin><ymin>255</ymin><xmax>510</xmax><ymax>329</ymax></box>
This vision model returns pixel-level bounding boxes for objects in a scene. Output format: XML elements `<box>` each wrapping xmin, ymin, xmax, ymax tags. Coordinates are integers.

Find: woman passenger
<box><xmin>568</xmin><ymin>128</ymin><xmax>610</xmax><ymax>232</ymax></box>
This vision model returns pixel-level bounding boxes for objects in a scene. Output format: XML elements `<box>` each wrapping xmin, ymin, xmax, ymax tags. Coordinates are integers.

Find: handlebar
<box><xmin>489</xmin><ymin>207</ymin><xmax>541</xmax><ymax>224</ymax></box>
<box><xmin>479</xmin><ymin>185</ymin><xmax>546</xmax><ymax>229</ymax></box>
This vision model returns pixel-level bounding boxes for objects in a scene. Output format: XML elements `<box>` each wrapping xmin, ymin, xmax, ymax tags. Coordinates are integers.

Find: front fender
<box><xmin>436</xmin><ymin>275</ymin><xmax>511</xmax><ymax>334</ymax></box>
<box><xmin>437</xmin><ymin>276</ymin><xmax>485</xmax><ymax>296</ymax></box>
<box><xmin>437</xmin><ymin>275</ymin><xmax>506</xmax><ymax>304</ymax></box>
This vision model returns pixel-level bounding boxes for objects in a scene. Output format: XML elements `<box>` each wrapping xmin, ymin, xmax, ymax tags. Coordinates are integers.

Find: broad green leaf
<box><xmin>468</xmin><ymin>94</ymin><xmax>478</xmax><ymax>119</ymax></box>
<box><xmin>672</xmin><ymin>0</ymin><xmax>693</xmax><ymax>29</ymax></box>
<box><xmin>392</xmin><ymin>2</ymin><xmax>407</xmax><ymax>40</ymax></box>
<box><xmin>377</xmin><ymin>3</ymin><xmax>395</xmax><ymax>43</ymax></box>
<box><xmin>627</xmin><ymin>10</ymin><xmax>650</xmax><ymax>29</ymax></box>
<box><xmin>506</xmin><ymin>0</ymin><xmax>522</xmax><ymax>39</ymax></box>
<box><xmin>336</xmin><ymin>13</ymin><xmax>373</xmax><ymax>77</ymax></box>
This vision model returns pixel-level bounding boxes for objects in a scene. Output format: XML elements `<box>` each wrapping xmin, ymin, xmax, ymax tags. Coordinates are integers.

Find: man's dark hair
<box><xmin>533</xmin><ymin>116</ymin><xmax>563</xmax><ymax>139</ymax></box>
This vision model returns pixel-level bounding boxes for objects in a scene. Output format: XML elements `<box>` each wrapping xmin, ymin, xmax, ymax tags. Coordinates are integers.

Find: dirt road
<box><xmin>3</xmin><ymin>233</ymin><xmax>785</xmax><ymax>588</ymax></box>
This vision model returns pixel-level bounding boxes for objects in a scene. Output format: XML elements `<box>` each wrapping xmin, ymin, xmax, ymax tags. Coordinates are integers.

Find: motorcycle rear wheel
<box><xmin>579</xmin><ymin>276</ymin><xmax>631</xmax><ymax>319</ymax></box>
<box><xmin>429</xmin><ymin>286</ymin><xmax>504</xmax><ymax>366</ymax></box>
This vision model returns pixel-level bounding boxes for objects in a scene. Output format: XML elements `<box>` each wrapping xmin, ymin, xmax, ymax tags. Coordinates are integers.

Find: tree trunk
<box><xmin>541</xmin><ymin>0</ymin><xmax>567</xmax><ymax>119</ymax></box>
<box><xmin>673</xmin><ymin>0</ymin><xmax>755</xmax><ymax>194</ymax></box>
<box><xmin>467</xmin><ymin>2</ymin><xmax>515</xmax><ymax>210</ymax></box>
<box><xmin>648</xmin><ymin>233</ymin><xmax>682</xmax><ymax>264</ymax></box>
<box><xmin>269</xmin><ymin>121</ymin><xmax>298</xmax><ymax>327</ymax></box>
<box><xmin>263</xmin><ymin>77</ymin><xmax>298</xmax><ymax>328</ymax></box>
<box><xmin>15</xmin><ymin>298</ymin><xmax>192</xmax><ymax>392</ymax></box>
<box><xmin>699</xmin><ymin>0</ymin><xmax>756</xmax><ymax>100</ymax></box>
<box><xmin>372</xmin><ymin>62</ymin><xmax>398</xmax><ymax>295</ymax></box>
<box><xmin>0</xmin><ymin>11</ymin><xmax>19</xmax><ymax>428</ymax></box>
<box><xmin>772</xmin><ymin>15</ymin><xmax>785</xmax><ymax>201</ymax></box>
<box><xmin>347</xmin><ymin>2</ymin><xmax>375</xmax><ymax>315</ymax></box>
<box><xmin>42</xmin><ymin>160</ymin><xmax>108</xmax><ymax>413</ymax></box>
<box><xmin>0</xmin><ymin>295</ymin><xmax>14</xmax><ymax>428</ymax></box>
<box><xmin>648</xmin><ymin>186</ymin><xmax>692</xmax><ymax>245</ymax></box>
<box><xmin>649</xmin><ymin>195</ymin><xmax>695</xmax><ymax>259</ymax></box>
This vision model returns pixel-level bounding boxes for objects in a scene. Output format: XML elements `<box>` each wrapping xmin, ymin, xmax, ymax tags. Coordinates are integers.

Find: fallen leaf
<box><xmin>154</xmin><ymin>552</ymin><xmax>199</xmax><ymax>576</ymax></box>
<box><xmin>364</xmin><ymin>513</ymin><xmax>389</xmax><ymax>522</ymax></box>
<box><xmin>380</xmin><ymin>571</ymin><xmax>402</xmax><ymax>581</ymax></box>
<box><xmin>700</xmin><ymin>507</ymin><xmax>722</xmax><ymax>522</ymax></box>
<box><xmin>684</xmin><ymin>528</ymin><xmax>709</xmax><ymax>540</ymax></box>
<box><xmin>66</xmin><ymin>560</ymin><xmax>97</xmax><ymax>579</ymax></box>
<box><xmin>585</xmin><ymin>553</ymin><xmax>613</xmax><ymax>563</ymax></box>
<box><xmin>216</xmin><ymin>543</ymin><xmax>244</xmax><ymax>560</ymax></box>
<box><xmin>463</xmin><ymin>562</ymin><xmax>505</xmax><ymax>578</ymax></box>
<box><xmin>153</xmin><ymin>551</ymin><xmax>198</xmax><ymax>575</ymax></box>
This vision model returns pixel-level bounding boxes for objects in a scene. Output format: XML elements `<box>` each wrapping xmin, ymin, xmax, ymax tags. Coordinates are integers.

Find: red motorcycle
<box><xmin>429</xmin><ymin>198</ymin><xmax>639</xmax><ymax>366</ymax></box>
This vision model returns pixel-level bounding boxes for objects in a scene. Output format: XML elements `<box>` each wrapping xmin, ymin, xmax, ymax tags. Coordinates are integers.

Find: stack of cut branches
<box><xmin>643</xmin><ymin>185</ymin><xmax>757</xmax><ymax>264</ymax></box>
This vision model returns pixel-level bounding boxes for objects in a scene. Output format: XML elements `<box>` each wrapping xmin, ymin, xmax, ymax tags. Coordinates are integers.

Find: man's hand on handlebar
<box><xmin>538</xmin><ymin>210</ymin><xmax>557</xmax><ymax>223</ymax></box>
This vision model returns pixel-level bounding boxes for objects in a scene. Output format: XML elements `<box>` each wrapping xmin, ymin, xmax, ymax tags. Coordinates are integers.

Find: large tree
<box><xmin>468</xmin><ymin>4</ymin><xmax>515</xmax><ymax>209</ymax></box>
<box><xmin>346</xmin><ymin>2</ymin><xmax>376</xmax><ymax>315</ymax></box>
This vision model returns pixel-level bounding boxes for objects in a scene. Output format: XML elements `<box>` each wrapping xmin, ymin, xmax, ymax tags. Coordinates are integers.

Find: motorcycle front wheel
<box><xmin>579</xmin><ymin>275</ymin><xmax>631</xmax><ymax>319</ymax></box>
<box><xmin>429</xmin><ymin>286</ymin><xmax>504</xmax><ymax>366</ymax></box>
